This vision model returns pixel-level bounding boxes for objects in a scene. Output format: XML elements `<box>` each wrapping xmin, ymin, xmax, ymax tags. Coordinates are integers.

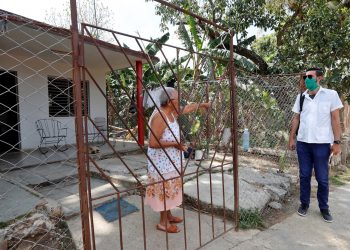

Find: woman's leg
<box><xmin>157</xmin><ymin>210</ymin><xmax>180</xmax><ymax>233</ymax></box>
<box><xmin>159</xmin><ymin>210</ymin><xmax>168</xmax><ymax>225</ymax></box>
<box><xmin>167</xmin><ymin>210</ymin><xmax>183</xmax><ymax>223</ymax></box>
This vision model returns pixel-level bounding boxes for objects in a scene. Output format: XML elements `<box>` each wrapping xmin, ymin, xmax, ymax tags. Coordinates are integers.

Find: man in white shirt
<box><xmin>288</xmin><ymin>67</ymin><xmax>343</xmax><ymax>223</ymax></box>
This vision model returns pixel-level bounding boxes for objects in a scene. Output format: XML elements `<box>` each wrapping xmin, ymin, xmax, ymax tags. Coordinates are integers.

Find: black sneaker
<box><xmin>320</xmin><ymin>209</ymin><xmax>333</xmax><ymax>223</ymax></box>
<box><xmin>297</xmin><ymin>204</ymin><xmax>309</xmax><ymax>217</ymax></box>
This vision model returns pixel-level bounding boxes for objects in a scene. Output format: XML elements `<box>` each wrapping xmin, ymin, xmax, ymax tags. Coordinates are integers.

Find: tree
<box><xmin>45</xmin><ymin>0</ymin><xmax>114</xmax><ymax>39</ymax></box>
<box><xmin>149</xmin><ymin>0</ymin><xmax>278</xmax><ymax>74</ymax></box>
<box><xmin>252</xmin><ymin>0</ymin><xmax>350</xmax><ymax>101</ymax></box>
<box><xmin>151</xmin><ymin>0</ymin><xmax>349</xmax><ymax>101</ymax></box>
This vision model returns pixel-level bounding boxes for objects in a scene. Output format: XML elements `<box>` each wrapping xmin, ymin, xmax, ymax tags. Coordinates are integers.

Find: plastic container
<box><xmin>242</xmin><ymin>128</ymin><xmax>250</xmax><ymax>151</ymax></box>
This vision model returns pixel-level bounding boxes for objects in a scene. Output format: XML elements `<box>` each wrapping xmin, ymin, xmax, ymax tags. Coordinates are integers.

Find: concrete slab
<box><xmin>264</xmin><ymin>185</ymin><xmax>288</xmax><ymax>201</ymax></box>
<box><xmin>184</xmin><ymin>173</ymin><xmax>271</xmax><ymax>212</ymax></box>
<box><xmin>3</xmin><ymin>162</ymin><xmax>77</xmax><ymax>187</ymax></box>
<box><xmin>122</xmin><ymin>153</ymin><xmax>148</xmax><ymax>164</ymax></box>
<box><xmin>90</xmin><ymin>158</ymin><xmax>147</xmax><ymax>175</ymax></box>
<box><xmin>0</xmin><ymin>179</ymin><xmax>42</xmax><ymax>222</ymax></box>
<box><xmin>0</xmin><ymin>148</ymin><xmax>77</xmax><ymax>172</ymax></box>
<box><xmin>37</xmin><ymin>177</ymin><xmax>120</xmax><ymax>217</ymax></box>
<box><xmin>239</xmin><ymin>167</ymin><xmax>291</xmax><ymax>189</ymax></box>
<box><xmin>67</xmin><ymin>195</ymin><xmax>233</xmax><ymax>250</ymax></box>
<box><xmin>0</xmin><ymin>140</ymin><xmax>140</xmax><ymax>172</ymax></box>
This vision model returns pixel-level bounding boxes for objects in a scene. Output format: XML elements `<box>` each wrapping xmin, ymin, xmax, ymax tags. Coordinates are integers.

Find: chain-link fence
<box><xmin>177</xmin><ymin>74</ymin><xmax>300</xmax><ymax>228</ymax></box>
<box><xmin>0</xmin><ymin>10</ymin><xmax>109</xmax><ymax>249</ymax></box>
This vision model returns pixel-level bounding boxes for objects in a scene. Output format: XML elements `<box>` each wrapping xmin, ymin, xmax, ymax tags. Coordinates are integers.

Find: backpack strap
<box><xmin>299</xmin><ymin>93</ymin><xmax>305</xmax><ymax>113</ymax></box>
<box><xmin>296</xmin><ymin>93</ymin><xmax>305</xmax><ymax>136</ymax></box>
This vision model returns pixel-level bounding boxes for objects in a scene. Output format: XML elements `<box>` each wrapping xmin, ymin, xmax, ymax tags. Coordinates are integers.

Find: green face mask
<box><xmin>305</xmin><ymin>78</ymin><xmax>318</xmax><ymax>91</ymax></box>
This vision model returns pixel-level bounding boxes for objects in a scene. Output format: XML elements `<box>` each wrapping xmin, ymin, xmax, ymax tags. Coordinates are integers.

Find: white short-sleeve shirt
<box><xmin>292</xmin><ymin>87</ymin><xmax>343</xmax><ymax>143</ymax></box>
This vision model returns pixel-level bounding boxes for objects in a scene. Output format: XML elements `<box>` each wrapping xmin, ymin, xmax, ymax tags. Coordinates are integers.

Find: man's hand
<box><xmin>331</xmin><ymin>143</ymin><xmax>341</xmax><ymax>155</ymax></box>
<box><xmin>288</xmin><ymin>137</ymin><xmax>296</xmax><ymax>150</ymax></box>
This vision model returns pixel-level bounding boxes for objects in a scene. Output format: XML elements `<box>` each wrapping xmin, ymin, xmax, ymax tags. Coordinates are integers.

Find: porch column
<box><xmin>136</xmin><ymin>61</ymin><xmax>144</xmax><ymax>146</ymax></box>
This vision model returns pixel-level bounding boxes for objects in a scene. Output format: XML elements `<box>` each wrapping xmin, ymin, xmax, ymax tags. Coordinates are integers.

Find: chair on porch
<box><xmin>35</xmin><ymin>119</ymin><xmax>68</xmax><ymax>153</ymax></box>
<box><xmin>87</xmin><ymin>117</ymin><xmax>108</xmax><ymax>145</ymax></box>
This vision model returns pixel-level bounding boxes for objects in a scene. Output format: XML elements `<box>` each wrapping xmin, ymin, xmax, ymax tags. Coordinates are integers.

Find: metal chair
<box><xmin>87</xmin><ymin>117</ymin><xmax>108</xmax><ymax>145</ymax></box>
<box><xmin>35</xmin><ymin>119</ymin><xmax>68</xmax><ymax>153</ymax></box>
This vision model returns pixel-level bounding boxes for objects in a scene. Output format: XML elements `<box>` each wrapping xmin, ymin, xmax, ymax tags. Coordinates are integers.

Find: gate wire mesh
<box><xmin>0</xmin><ymin>10</ymin><xmax>86</xmax><ymax>249</ymax></box>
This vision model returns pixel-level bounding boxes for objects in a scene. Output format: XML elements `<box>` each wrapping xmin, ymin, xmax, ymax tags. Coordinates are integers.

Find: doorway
<box><xmin>0</xmin><ymin>71</ymin><xmax>20</xmax><ymax>153</ymax></box>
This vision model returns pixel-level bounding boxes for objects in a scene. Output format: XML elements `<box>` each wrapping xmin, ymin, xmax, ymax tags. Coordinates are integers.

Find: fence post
<box><xmin>70</xmin><ymin>0</ymin><xmax>92</xmax><ymax>249</ymax></box>
<box><xmin>229</xmin><ymin>31</ymin><xmax>240</xmax><ymax>231</ymax></box>
<box><xmin>136</xmin><ymin>60</ymin><xmax>144</xmax><ymax>146</ymax></box>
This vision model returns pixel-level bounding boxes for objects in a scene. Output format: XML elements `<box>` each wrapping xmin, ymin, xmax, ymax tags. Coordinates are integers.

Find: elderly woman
<box><xmin>145</xmin><ymin>87</ymin><xmax>210</xmax><ymax>233</ymax></box>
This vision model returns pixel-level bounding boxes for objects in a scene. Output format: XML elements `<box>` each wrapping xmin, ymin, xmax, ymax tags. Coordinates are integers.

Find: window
<box><xmin>48</xmin><ymin>77</ymin><xmax>89</xmax><ymax>117</ymax></box>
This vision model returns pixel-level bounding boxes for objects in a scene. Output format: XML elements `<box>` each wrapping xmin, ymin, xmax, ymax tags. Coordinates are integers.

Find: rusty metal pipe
<box><xmin>70</xmin><ymin>1</ymin><xmax>92</xmax><ymax>249</ymax></box>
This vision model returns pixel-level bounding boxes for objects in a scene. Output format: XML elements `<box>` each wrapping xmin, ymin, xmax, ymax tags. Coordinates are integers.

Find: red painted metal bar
<box><xmin>136</xmin><ymin>60</ymin><xmax>144</xmax><ymax>146</ymax></box>
<box><xmin>70</xmin><ymin>0</ymin><xmax>92</xmax><ymax>249</ymax></box>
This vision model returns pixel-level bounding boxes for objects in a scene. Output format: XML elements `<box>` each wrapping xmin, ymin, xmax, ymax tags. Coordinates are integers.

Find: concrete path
<box><xmin>203</xmin><ymin>183</ymin><xmax>350</xmax><ymax>250</ymax></box>
<box><xmin>67</xmin><ymin>195</ymin><xmax>233</xmax><ymax>250</ymax></box>
<box><xmin>0</xmin><ymin>179</ymin><xmax>42</xmax><ymax>222</ymax></box>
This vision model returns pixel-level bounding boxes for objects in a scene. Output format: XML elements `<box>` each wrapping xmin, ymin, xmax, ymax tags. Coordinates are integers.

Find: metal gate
<box><xmin>70</xmin><ymin>1</ymin><xmax>239</xmax><ymax>249</ymax></box>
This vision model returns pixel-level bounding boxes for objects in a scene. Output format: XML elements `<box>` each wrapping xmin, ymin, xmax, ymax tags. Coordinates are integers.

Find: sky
<box><xmin>1</xmin><ymin>0</ymin><xmax>266</xmax><ymax>57</ymax></box>
<box><xmin>1</xmin><ymin>0</ymin><xmax>177</xmax><ymax>42</ymax></box>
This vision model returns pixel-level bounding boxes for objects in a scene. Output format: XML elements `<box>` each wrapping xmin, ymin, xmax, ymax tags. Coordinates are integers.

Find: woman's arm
<box><xmin>181</xmin><ymin>102</ymin><xmax>210</xmax><ymax>115</ymax></box>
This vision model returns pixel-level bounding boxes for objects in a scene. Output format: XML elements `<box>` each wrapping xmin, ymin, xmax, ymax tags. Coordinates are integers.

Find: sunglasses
<box><xmin>303</xmin><ymin>75</ymin><xmax>316</xmax><ymax>80</ymax></box>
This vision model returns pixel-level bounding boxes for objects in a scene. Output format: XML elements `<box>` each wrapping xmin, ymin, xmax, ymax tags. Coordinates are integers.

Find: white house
<box><xmin>0</xmin><ymin>9</ymin><xmax>150</xmax><ymax>152</ymax></box>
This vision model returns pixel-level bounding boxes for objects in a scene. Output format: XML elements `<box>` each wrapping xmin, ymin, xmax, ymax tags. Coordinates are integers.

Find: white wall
<box><xmin>0</xmin><ymin>52</ymin><xmax>107</xmax><ymax>150</ymax></box>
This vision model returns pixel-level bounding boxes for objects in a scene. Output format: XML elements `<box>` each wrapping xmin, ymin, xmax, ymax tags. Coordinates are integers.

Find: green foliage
<box><xmin>150</xmin><ymin>0</ymin><xmax>350</xmax><ymax>101</ymax></box>
<box><xmin>278</xmin><ymin>152</ymin><xmax>287</xmax><ymax>172</ymax></box>
<box><xmin>330</xmin><ymin>168</ymin><xmax>350</xmax><ymax>186</ymax></box>
<box><xmin>254</xmin><ymin>0</ymin><xmax>350</xmax><ymax>101</ymax></box>
<box><xmin>239</xmin><ymin>208</ymin><xmax>264</xmax><ymax>229</ymax></box>
<box><xmin>237</xmin><ymin>81</ymin><xmax>287</xmax><ymax>148</ymax></box>
<box><xmin>251</xmin><ymin>34</ymin><xmax>278</xmax><ymax>64</ymax></box>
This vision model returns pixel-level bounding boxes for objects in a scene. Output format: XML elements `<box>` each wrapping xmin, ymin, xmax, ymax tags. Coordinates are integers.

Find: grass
<box><xmin>239</xmin><ymin>208</ymin><xmax>264</xmax><ymax>229</ymax></box>
<box><xmin>0</xmin><ymin>213</ymin><xmax>31</xmax><ymax>229</ymax></box>
<box><xmin>329</xmin><ymin>167</ymin><xmax>350</xmax><ymax>186</ymax></box>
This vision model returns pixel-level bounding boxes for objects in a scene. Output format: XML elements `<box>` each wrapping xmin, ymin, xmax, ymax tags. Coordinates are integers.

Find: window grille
<box><xmin>48</xmin><ymin>77</ymin><xmax>89</xmax><ymax>117</ymax></box>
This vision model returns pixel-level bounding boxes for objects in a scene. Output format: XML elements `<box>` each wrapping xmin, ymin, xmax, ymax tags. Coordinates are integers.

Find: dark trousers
<box><xmin>296</xmin><ymin>141</ymin><xmax>331</xmax><ymax>210</ymax></box>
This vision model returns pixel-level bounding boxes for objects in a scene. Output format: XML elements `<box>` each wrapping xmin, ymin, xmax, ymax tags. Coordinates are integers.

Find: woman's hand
<box><xmin>175</xmin><ymin>143</ymin><xmax>187</xmax><ymax>151</ymax></box>
<box><xmin>200</xmin><ymin>103</ymin><xmax>211</xmax><ymax>110</ymax></box>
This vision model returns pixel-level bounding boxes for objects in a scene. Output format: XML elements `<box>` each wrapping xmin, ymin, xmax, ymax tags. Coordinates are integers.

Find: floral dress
<box><xmin>145</xmin><ymin>110</ymin><xmax>183</xmax><ymax>212</ymax></box>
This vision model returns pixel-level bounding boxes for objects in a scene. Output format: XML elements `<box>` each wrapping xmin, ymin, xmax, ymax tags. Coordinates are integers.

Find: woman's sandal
<box><xmin>168</xmin><ymin>216</ymin><xmax>183</xmax><ymax>224</ymax></box>
<box><xmin>156</xmin><ymin>224</ymin><xmax>180</xmax><ymax>233</ymax></box>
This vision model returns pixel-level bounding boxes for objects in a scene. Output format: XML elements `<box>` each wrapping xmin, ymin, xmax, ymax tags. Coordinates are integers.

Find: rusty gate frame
<box><xmin>70</xmin><ymin>0</ymin><xmax>239</xmax><ymax>249</ymax></box>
